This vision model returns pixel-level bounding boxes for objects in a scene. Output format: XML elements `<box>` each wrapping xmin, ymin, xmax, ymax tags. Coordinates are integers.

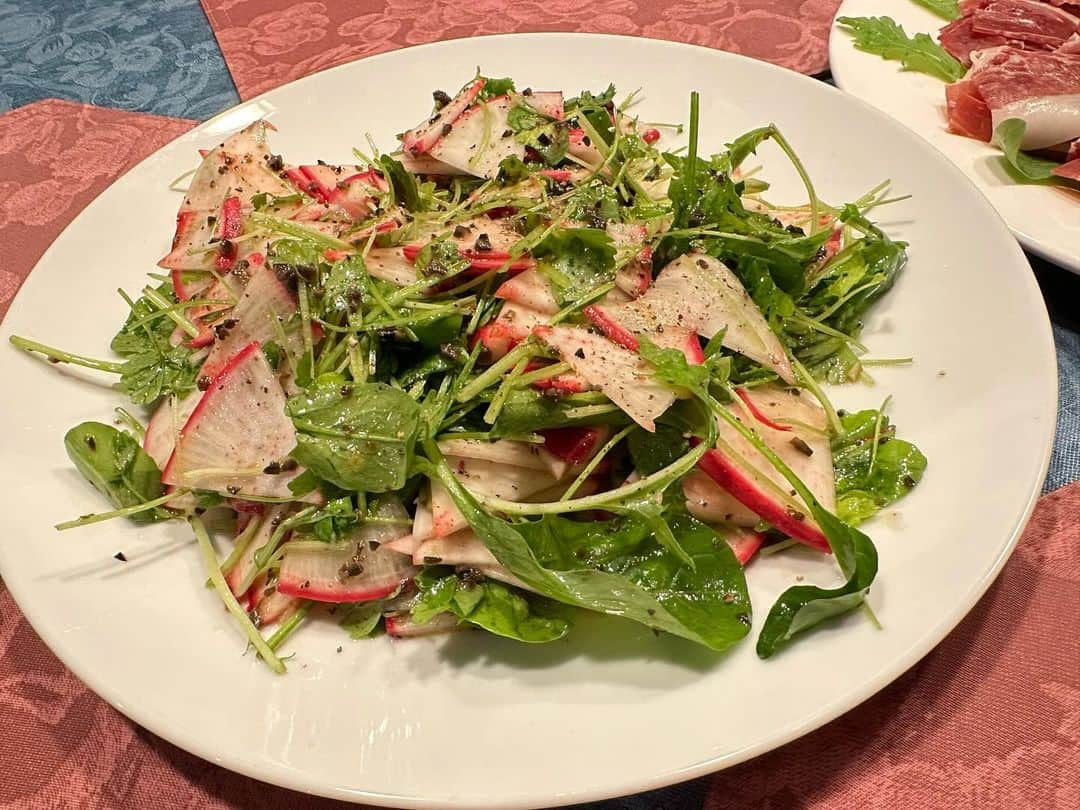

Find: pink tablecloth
<box><xmin>200</xmin><ymin>0</ymin><xmax>840</xmax><ymax>99</ymax></box>
<box><xmin>1</xmin><ymin>7</ymin><xmax>1078</xmax><ymax>807</ymax></box>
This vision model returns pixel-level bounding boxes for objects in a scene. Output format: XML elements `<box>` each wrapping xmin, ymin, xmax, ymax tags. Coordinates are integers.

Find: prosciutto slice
<box><xmin>945</xmin><ymin>47</ymin><xmax>1080</xmax><ymax>149</ymax></box>
<box><xmin>942</xmin><ymin>1</ymin><xmax>1080</xmax><ymax>64</ymax></box>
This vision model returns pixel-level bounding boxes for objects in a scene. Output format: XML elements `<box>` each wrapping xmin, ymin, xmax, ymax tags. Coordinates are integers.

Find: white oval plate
<box><xmin>0</xmin><ymin>34</ymin><xmax>1057</xmax><ymax>809</ymax></box>
<box><xmin>830</xmin><ymin>0</ymin><xmax>1080</xmax><ymax>274</ymax></box>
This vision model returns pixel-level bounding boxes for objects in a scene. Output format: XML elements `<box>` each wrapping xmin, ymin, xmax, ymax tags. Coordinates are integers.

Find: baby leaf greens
<box><xmin>837</xmin><ymin>16</ymin><xmax>965</xmax><ymax>83</ymax></box>
<box><xmin>12</xmin><ymin>73</ymin><xmax>928</xmax><ymax>672</ymax></box>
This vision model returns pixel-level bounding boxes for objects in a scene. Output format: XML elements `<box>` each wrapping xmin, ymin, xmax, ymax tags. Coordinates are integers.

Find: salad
<box><xmin>10</xmin><ymin>75</ymin><xmax>926</xmax><ymax>673</ymax></box>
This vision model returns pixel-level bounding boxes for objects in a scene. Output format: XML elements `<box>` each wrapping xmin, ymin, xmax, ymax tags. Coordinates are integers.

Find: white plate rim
<box><xmin>0</xmin><ymin>32</ymin><xmax>1058</xmax><ymax>808</ymax></box>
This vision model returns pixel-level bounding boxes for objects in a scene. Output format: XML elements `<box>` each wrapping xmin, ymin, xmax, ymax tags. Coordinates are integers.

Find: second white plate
<box><xmin>831</xmin><ymin>0</ymin><xmax>1080</xmax><ymax>274</ymax></box>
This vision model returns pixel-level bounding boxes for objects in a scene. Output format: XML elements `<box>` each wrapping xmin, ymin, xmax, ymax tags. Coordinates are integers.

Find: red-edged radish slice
<box><xmin>724</xmin><ymin>527</ymin><xmax>766</xmax><ymax>565</ymax></box>
<box><xmin>403</xmin><ymin>77</ymin><xmax>485</xmax><ymax>155</ymax></box>
<box><xmin>495</xmin><ymin>269</ymin><xmax>559</xmax><ymax>314</ymax></box>
<box><xmin>397</xmin><ymin>152</ymin><xmax>470</xmax><ymax>176</ymax></box>
<box><xmin>429</xmin><ymin>95</ymin><xmax>526</xmax><ymax>179</ymax></box>
<box><xmin>697</xmin><ymin>448</ymin><xmax>829</xmax><ymax>553</ymax></box>
<box><xmin>568</xmin><ymin>128</ymin><xmax>604</xmax><ymax>168</ymax></box>
<box><xmin>533</xmin><ymin>325</ymin><xmax>675</xmax><ymax>432</ymax></box>
<box><xmin>693</xmin><ymin>385</ymin><xmax>834</xmax><ymax>551</ymax></box>
<box><xmin>224</xmin><ymin>504</ymin><xmax>291</xmax><ymax>605</ymax></box>
<box><xmin>526</xmin><ymin>91</ymin><xmax>564</xmax><ymax>119</ymax></box>
<box><xmin>251</xmin><ymin>582</ymin><xmax>300</xmax><ymax>626</ymax></box>
<box><xmin>683</xmin><ymin>468</ymin><xmax>760</xmax><ymax>526</ymax></box>
<box><xmin>161</xmin><ymin>342</ymin><xmax>306</xmax><ymax>499</ymax></box>
<box><xmin>385</xmin><ymin>612</ymin><xmax>463</xmax><ymax>638</ymax></box>
<box><xmin>144</xmin><ymin>391</ymin><xmax>201</xmax><ymax>470</ymax></box>
<box><xmin>364</xmin><ymin>248</ymin><xmax>420</xmax><ymax>287</ymax></box>
<box><xmin>413</xmin><ymin>529</ymin><xmax>495</xmax><ymax>568</ymax></box>
<box><xmin>277</xmin><ymin>502</ymin><xmax>417</xmax><ymax>603</ymax></box>
<box><xmin>197</xmin><ymin>264</ymin><xmax>298</xmax><ymax>380</ymax></box>
<box><xmin>437</xmin><ymin>437</ymin><xmax>569</xmax><ymax>479</ymax></box>
<box><xmin>540</xmin><ymin>426</ymin><xmax>609</xmax><ymax>466</ymax></box>
<box><xmin>586</xmin><ymin>253</ymin><xmax>795</xmax><ymax>383</ymax></box>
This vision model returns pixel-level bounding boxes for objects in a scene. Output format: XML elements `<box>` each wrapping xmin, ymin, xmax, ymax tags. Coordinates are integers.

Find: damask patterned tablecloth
<box><xmin>1</xmin><ymin>2</ymin><xmax>1079</xmax><ymax>808</ymax></box>
<box><xmin>200</xmin><ymin>0</ymin><xmax>840</xmax><ymax>99</ymax></box>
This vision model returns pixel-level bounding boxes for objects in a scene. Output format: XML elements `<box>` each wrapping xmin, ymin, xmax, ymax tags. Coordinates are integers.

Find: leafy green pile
<box><xmin>10</xmin><ymin>75</ymin><xmax>928</xmax><ymax>670</ymax></box>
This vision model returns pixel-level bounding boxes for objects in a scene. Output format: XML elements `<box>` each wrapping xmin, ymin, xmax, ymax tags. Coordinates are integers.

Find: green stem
<box><xmin>770</xmin><ymin>129</ymin><xmax>820</xmax><ymax>235</ymax></box>
<box><xmin>266</xmin><ymin>602</ymin><xmax>312</xmax><ymax>651</ymax></box>
<box><xmin>190</xmin><ymin>516</ymin><xmax>285</xmax><ymax>674</ymax></box>
<box><xmin>560</xmin><ymin>425</ymin><xmax>635</xmax><ymax>501</ymax></box>
<box><xmin>547</xmin><ymin>282</ymin><xmax>615</xmax><ymax>326</ymax></box>
<box><xmin>140</xmin><ymin>286</ymin><xmax>200</xmax><ymax>338</ymax></box>
<box><xmin>248</xmin><ymin>212</ymin><xmax>352</xmax><ymax>251</ymax></box>
<box><xmin>455</xmin><ymin>341</ymin><xmax>538</xmax><ymax>403</ymax></box>
<box><xmin>55</xmin><ymin>489</ymin><xmax>183</xmax><ymax>530</ymax></box>
<box><xmin>9</xmin><ymin>335</ymin><xmax>123</xmax><ymax>374</ymax></box>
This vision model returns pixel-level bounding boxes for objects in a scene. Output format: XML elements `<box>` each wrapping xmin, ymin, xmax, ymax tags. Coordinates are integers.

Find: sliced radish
<box><xmin>251</xmin><ymin>581</ymin><xmax>300</xmax><ymax>626</ymax></box>
<box><xmin>568</xmin><ymin>128</ymin><xmax>604</xmax><ymax>168</ymax></box>
<box><xmin>144</xmin><ymin>391</ymin><xmax>201</xmax><ymax>470</ymax></box>
<box><xmin>495</xmin><ymin>268</ymin><xmax>559</xmax><ymax>314</ymax></box>
<box><xmin>424</xmin><ymin>457</ymin><xmax>563</xmax><ymax>539</ymax></box>
<box><xmin>295</xmin><ymin>165</ymin><xmax>385</xmax><ymax>219</ymax></box>
<box><xmin>697</xmin><ymin>448</ymin><xmax>829</xmax><ymax>553</ymax></box>
<box><xmin>437</xmin><ymin>437</ymin><xmax>569</xmax><ymax>479</ymax></box>
<box><xmin>723</xmin><ymin>526</ymin><xmax>765</xmax><ymax>565</ymax></box>
<box><xmin>693</xmin><ymin>385</ymin><xmax>834</xmax><ymax>551</ymax></box>
<box><xmin>683</xmin><ymin>468</ymin><xmax>760</xmax><ymax>526</ymax></box>
<box><xmin>224</xmin><ymin>504</ymin><xmax>291</xmax><ymax>605</ymax></box>
<box><xmin>397</xmin><ymin>152</ymin><xmax>470</xmax><ymax>176</ymax></box>
<box><xmin>533</xmin><ymin>325</ymin><xmax>675</xmax><ymax>432</ymax></box>
<box><xmin>429</xmin><ymin>95</ymin><xmax>526</xmax><ymax>179</ymax></box>
<box><xmin>526</xmin><ymin>91</ymin><xmax>564</xmax><ymax>119</ymax></box>
<box><xmin>161</xmin><ymin>342</ymin><xmax>306</xmax><ymax>499</ymax></box>
<box><xmin>540</xmin><ymin>426</ymin><xmax>609</xmax><ymax>466</ymax></box>
<box><xmin>587</xmin><ymin>253</ymin><xmax>795</xmax><ymax>383</ymax></box>
<box><xmin>385</xmin><ymin>612</ymin><xmax>463</xmax><ymax>638</ymax></box>
<box><xmin>472</xmin><ymin>319</ymin><xmax>525</xmax><ymax>360</ymax></box>
<box><xmin>198</xmin><ymin>264</ymin><xmax>298</xmax><ymax>380</ymax></box>
<box><xmin>277</xmin><ymin>502</ymin><xmax>417</xmax><ymax>603</ymax></box>
<box><xmin>413</xmin><ymin>529</ymin><xmax>496</xmax><ymax>568</ymax></box>
<box><xmin>403</xmin><ymin>78</ymin><xmax>485</xmax><ymax>155</ymax></box>
<box><xmin>364</xmin><ymin>247</ymin><xmax>420</xmax><ymax>287</ymax></box>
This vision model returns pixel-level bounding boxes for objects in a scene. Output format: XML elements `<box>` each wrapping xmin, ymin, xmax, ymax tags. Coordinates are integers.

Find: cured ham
<box><xmin>945</xmin><ymin>47</ymin><xmax>1080</xmax><ymax>149</ymax></box>
<box><xmin>941</xmin><ymin>1</ymin><xmax>1080</xmax><ymax>64</ymax></box>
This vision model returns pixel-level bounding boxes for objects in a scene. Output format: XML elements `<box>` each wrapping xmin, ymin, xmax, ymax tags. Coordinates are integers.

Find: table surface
<box><xmin>0</xmin><ymin>1</ymin><xmax>1077</xmax><ymax>808</ymax></box>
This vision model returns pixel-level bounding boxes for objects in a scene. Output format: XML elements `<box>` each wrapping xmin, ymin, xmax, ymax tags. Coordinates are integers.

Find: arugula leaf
<box><xmin>339</xmin><ymin>600</ymin><xmax>385</xmax><ymax>639</ymax></box>
<box><xmin>413</xmin><ymin>567</ymin><xmax>570</xmax><ymax>643</ymax></box>
<box><xmin>533</xmin><ymin>227</ymin><xmax>616</xmax><ymax>306</ymax></box>
<box><xmin>414</xmin><ymin>240</ymin><xmax>470</xmax><ymax>278</ymax></box>
<box><xmin>420</xmin><ymin>442</ymin><xmax>751</xmax><ymax>651</ymax></box>
<box><xmin>831</xmin><ymin>410</ymin><xmax>927</xmax><ymax>525</ymax></box>
<box><xmin>637</xmin><ymin>336</ymin><xmax>710</xmax><ymax>398</ymax></box>
<box><xmin>994</xmin><ymin>119</ymin><xmax>1072</xmax><ymax>184</ymax></box>
<box><xmin>286</xmin><ymin>375</ymin><xmax>421</xmax><ymax>492</ymax></box>
<box><xmin>911</xmin><ymin>0</ymin><xmax>960</xmax><ymax>21</ymax></box>
<box><xmin>490</xmin><ymin>389</ymin><xmax>630</xmax><ymax>437</ymax></box>
<box><xmin>295</xmin><ymin>495</ymin><xmax>359</xmax><ymax>542</ymax></box>
<box><xmin>837</xmin><ymin>16</ymin><xmax>965</xmax><ymax>83</ymax></box>
<box><xmin>64</xmin><ymin>422</ymin><xmax>169</xmax><ymax>523</ymax></box>
<box><xmin>477</xmin><ymin>76</ymin><xmax>515</xmax><ymax>100</ymax></box>
<box><xmin>378</xmin><ymin>154</ymin><xmax>424</xmax><ymax>212</ymax></box>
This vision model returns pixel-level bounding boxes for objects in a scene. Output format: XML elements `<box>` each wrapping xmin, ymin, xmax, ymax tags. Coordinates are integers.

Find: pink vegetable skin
<box><xmin>402</xmin><ymin>78</ymin><xmax>485</xmax><ymax>155</ymax></box>
<box><xmin>696</xmin><ymin>447</ymin><xmax>830</xmax><ymax>553</ymax></box>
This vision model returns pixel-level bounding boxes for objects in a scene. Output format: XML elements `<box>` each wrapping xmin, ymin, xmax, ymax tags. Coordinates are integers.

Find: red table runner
<box><xmin>200</xmin><ymin>0</ymin><xmax>841</xmax><ymax>99</ymax></box>
<box><xmin>2</xmin><ymin>26</ymin><xmax>1078</xmax><ymax>809</ymax></box>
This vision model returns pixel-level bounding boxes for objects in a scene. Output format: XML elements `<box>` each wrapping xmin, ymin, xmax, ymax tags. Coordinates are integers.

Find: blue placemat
<box><xmin>0</xmin><ymin>0</ymin><xmax>239</xmax><ymax>118</ymax></box>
